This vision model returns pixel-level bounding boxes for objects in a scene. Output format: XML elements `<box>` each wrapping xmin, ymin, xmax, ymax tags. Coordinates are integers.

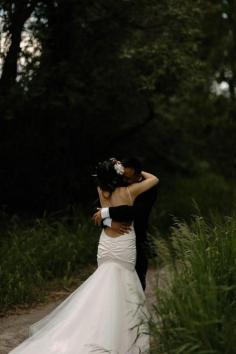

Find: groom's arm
<box><xmin>89</xmin><ymin>198</ymin><xmax>134</xmax><ymax>221</ymax></box>
<box><xmin>91</xmin><ymin>198</ymin><xmax>135</xmax><ymax>230</ymax></box>
<box><xmin>102</xmin><ymin>205</ymin><xmax>135</xmax><ymax>223</ymax></box>
<box><xmin>92</xmin><ymin>205</ymin><xmax>135</xmax><ymax>230</ymax></box>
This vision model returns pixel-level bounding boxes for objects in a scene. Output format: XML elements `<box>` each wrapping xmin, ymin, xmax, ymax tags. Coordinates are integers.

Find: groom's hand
<box><xmin>92</xmin><ymin>208</ymin><xmax>102</xmax><ymax>226</ymax></box>
<box><xmin>110</xmin><ymin>221</ymin><xmax>132</xmax><ymax>235</ymax></box>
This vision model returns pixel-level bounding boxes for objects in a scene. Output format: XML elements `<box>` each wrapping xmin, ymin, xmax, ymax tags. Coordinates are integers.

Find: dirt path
<box><xmin>0</xmin><ymin>267</ymin><xmax>162</xmax><ymax>354</ymax></box>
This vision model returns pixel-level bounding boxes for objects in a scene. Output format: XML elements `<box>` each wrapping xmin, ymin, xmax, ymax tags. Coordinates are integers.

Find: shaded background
<box><xmin>0</xmin><ymin>0</ymin><xmax>236</xmax><ymax>230</ymax></box>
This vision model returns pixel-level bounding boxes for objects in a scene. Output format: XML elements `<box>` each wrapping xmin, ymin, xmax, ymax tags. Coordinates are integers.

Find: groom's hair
<box><xmin>121</xmin><ymin>157</ymin><xmax>142</xmax><ymax>174</ymax></box>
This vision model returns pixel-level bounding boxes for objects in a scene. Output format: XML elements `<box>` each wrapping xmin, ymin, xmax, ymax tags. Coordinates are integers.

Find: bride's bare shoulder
<box><xmin>97</xmin><ymin>186</ymin><xmax>110</xmax><ymax>199</ymax></box>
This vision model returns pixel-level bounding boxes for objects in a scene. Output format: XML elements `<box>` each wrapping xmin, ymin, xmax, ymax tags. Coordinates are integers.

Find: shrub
<box><xmin>0</xmin><ymin>206</ymin><xmax>98</xmax><ymax>311</ymax></box>
<box><xmin>151</xmin><ymin>215</ymin><xmax>236</xmax><ymax>354</ymax></box>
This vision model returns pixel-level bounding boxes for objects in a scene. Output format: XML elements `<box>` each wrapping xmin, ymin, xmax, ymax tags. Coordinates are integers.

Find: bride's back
<box><xmin>98</xmin><ymin>186</ymin><xmax>133</xmax><ymax>208</ymax></box>
<box><xmin>97</xmin><ymin>186</ymin><xmax>133</xmax><ymax>237</ymax></box>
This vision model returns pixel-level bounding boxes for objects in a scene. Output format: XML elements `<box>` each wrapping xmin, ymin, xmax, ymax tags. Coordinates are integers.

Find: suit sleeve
<box><xmin>109</xmin><ymin>205</ymin><xmax>135</xmax><ymax>222</ymax></box>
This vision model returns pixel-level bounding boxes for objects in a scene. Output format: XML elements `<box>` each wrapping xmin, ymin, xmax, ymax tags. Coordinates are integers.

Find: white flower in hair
<box><xmin>114</xmin><ymin>161</ymin><xmax>125</xmax><ymax>175</ymax></box>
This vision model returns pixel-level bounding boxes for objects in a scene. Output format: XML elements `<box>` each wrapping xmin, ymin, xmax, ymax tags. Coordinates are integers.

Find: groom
<box><xmin>92</xmin><ymin>157</ymin><xmax>158</xmax><ymax>290</ymax></box>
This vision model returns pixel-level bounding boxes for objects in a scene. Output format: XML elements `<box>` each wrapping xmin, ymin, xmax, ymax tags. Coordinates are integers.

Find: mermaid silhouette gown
<box><xmin>8</xmin><ymin>221</ymin><xmax>150</xmax><ymax>354</ymax></box>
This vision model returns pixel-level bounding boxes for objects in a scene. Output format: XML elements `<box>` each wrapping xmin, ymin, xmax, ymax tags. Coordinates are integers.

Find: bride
<box><xmin>8</xmin><ymin>158</ymin><xmax>159</xmax><ymax>354</ymax></box>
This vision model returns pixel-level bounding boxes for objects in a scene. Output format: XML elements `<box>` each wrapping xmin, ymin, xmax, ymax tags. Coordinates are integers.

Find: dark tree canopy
<box><xmin>0</xmin><ymin>0</ymin><xmax>235</xmax><ymax>215</ymax></box>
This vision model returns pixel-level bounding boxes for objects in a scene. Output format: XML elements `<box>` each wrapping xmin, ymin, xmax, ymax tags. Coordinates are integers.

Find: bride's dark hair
<box><xmin>95</xmin><ymin>159</ymin><xmax>123</xmax><ymax>194</ymax></box>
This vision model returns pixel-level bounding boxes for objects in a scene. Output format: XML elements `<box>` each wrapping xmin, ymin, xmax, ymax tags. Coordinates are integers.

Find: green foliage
<box><xmin>151</xmin><ymin>171</ymin><xmax>236</xmax><ymax>233</ymax></box>
<box><xmin>0</xmin><ymin>207</ymin><xmax>98</xmax><ymax>312</ymax></box>
<box><xmin>151</xmin><ymin>216</ymin><xmax>236</xmax><ymax>353</ymax></box>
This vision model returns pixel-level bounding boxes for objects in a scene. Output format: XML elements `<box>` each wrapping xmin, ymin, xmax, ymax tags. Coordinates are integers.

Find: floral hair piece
<box><xmin>114</xmin><ymin>161</ymin><xmax>125</xmax><ymax>175</ymax></box>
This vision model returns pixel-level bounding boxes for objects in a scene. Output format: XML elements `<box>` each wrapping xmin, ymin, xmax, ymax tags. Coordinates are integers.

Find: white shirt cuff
<box><xmin>103</xmin><ymin>217</ymin><xmax>112</xmax><ymax>227</ymax></box>
<box><xmin>101</xmin><ymin>207</ymin><xmax>110</xmax><ymax>219</ymax></box>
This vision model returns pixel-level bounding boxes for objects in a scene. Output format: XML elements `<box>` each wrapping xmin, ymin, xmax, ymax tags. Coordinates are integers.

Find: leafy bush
<box><xmin>151</xmin><ymin>215</ymin><xmax>236</xmax><ymax>354</ymax></box>
<box><xmin>0</xmin><ymin>206</ymin><xmax>99</xmax><ymax>311</ymax></box>
<box><xmin>152</xmin><ymin>172</ymin><xmax>235</xmax><ymax>232</ymax></box>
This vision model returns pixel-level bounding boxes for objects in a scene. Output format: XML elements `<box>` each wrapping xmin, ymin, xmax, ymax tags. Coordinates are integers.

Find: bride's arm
<box><xmin>128</xmin><ymin>171</ymin><xmax>159</xmax><ymax>200</ymax></box>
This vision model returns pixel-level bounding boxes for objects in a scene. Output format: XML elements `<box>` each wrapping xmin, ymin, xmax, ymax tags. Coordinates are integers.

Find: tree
<box><xmin>0</xmin><ymin>0</ymin><xmax>38</xmax><ymax>96</ymax></box>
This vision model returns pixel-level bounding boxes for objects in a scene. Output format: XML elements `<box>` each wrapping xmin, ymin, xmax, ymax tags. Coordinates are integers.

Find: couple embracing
<box><xmin>9</xmin><ymin>157</ymin><xmax>159</xmax><ymax>354</ymax></box>
<box><xmin>92</xmin><ymin>157</ymin><xmax>158</xmax><ymax>291</ymax></box>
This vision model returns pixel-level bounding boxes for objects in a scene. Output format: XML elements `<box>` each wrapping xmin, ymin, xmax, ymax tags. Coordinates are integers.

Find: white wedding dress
<box><xmin>8</xmin><ymin>224</ymin><xmax>150</xmax><ymax>354</ymax></box>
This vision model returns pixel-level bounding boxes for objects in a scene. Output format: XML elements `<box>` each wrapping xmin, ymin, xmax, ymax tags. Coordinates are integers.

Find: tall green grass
<box><xmin>151</xmin><ymin>215</ymin><xmax>236</xmax><ymax>354</ymax></box>
<box><xmin>0</xmin><ymin>206</ymin><xmax>99</xmax><ymax>312</ymax></box>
